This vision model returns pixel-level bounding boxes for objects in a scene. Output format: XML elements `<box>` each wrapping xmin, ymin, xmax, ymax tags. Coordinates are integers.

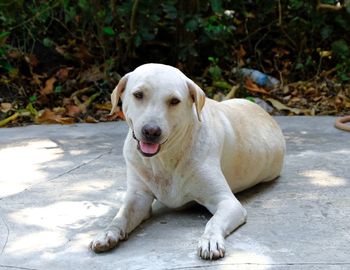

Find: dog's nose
<box><xmin>142</xmin><ymin>124</ymin><xmax>162</xmax><ymax>141</ymax></box>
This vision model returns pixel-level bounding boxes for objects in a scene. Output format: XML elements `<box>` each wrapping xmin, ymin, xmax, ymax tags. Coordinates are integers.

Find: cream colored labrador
<box><xmin>90</xmin><ymin>63</ymin><xmax>285</xmax><ymax>260</ymax></box>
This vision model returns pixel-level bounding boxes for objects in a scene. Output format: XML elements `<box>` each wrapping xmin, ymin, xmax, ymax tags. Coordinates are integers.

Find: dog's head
<box><xmin>110</xmin><ymin>63</ymin><xmax>206</xmax><ymax>157</ymax></box>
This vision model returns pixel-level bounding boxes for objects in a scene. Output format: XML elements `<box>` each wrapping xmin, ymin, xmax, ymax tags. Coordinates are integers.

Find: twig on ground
<box><xmin>317</xmin><ymin>0</ymin><xmax>344</xmax><ymax>11</ymax></box>
<box><xmin>82</xmin><ymin>92</ymin><xmax>101</xmax><ymax>108</ymax></box>
<box><xmin>70</xmin><ymin>87</ymin><xmax>94</xmax><ymax>106</ymax></box>
<box><xmin>0</xmin><ymin>112</ymin><xmax>19</xmax><ymax>127</ymax></box>
<box><xmin>320</xmin><ymin>67</ymin><xmax>337</xmax><ymax>78</ymax></box>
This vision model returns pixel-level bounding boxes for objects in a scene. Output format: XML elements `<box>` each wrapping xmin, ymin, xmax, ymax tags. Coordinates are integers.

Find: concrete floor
<box><xmin>0</xmin><ymin>117</ymin><xmax>349</xmax><ymax>270</ymax></box>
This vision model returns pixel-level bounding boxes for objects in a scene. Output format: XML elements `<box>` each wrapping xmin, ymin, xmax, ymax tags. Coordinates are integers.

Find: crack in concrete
<box><xmin>0</xmin><ymin>265</ymin><xmax>38</xmax><ymax>270</ymax></box>
<box><xmin>47</xmin><ymin>148</ymin><xmax>113</xmax><ymax>182</ymax></box>
<box><xmin>0</xmin><ymin>211</ymin><xmax>9</xmax><ymax>254</ymax></box>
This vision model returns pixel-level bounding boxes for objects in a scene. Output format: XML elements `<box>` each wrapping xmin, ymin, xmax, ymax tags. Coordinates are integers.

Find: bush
<box><xmin>0</xmin><ymin>0</ymin><xmax>349</xmax><ymax>121</ymax></box>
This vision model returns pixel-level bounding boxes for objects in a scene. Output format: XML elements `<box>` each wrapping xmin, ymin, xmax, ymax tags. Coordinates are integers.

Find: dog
<box><xmin>90</xmin><ymin>63</ymin><xmax>286</xmax><ymax>260</ymax></box>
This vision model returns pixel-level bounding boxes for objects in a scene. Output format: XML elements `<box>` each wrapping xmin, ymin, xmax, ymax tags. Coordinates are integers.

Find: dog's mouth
<box><xmin>137</xmin><ymin>141</ymin><xmax>161</xmax><ymax>157</ymax></box>
<box><xmin>132</xmin><ymin>131</ymin><xmax>163</xmax><ymax>157</ymax></box>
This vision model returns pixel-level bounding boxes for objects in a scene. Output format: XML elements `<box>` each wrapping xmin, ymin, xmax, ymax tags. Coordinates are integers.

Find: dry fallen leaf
<box><xmin>55</xmin><ymin>45</ymin><xmax>66</xmax><ymax>56</ymax></box>
<box><xmin>66</xmin><ymin>104</ymin><xmax>82</xmax><ymax>117</ymax></box>
<box><xmin>24</xmin><ymin>54</ymin><xmax>39</xmax><ymax>67</ymax></box>
<box><xmin>266</xmin><ymin>98</ymin><xmax>302</xmax><ymax>114</ymax></box>
<box><xmin>7</xmin><ymin>49</ymin><xmax>22</xmax><ymax>59</ymax></box>
<box><xmin>79</xmin><ymin>66</ymin><xmax>104</xmax><ymax>82</ymax></box>
<box><xmin>319</xmin><ymin>50</ymin><xmax>332</xmax><ymax>58</ymax></box>
<box><xmin>103</xmin><ymin>106</ymin><xmax>125</xmax><ymax>121</ymax></box>
<box><xmin>36</xmin><ymin>108</ymin><xmax>75</xmax><ymax>124</ymax></box>
<box><xmin>238</xmin><ymin>45</ymin><xmax>246</xmax><ymax>66</ymax></box>
<box><xmin>226</xmin><ymin>85</ymin><xmax>240</xmax><ymax>99</ymax></box>
<box><xmin>213</xmin><ymin>92</ymin><xmax>226</xmax><ymax>101</ymax></box>
<box><xmin>272</xmin><ymin>47</ymin><xmax>290</xmax><ymax>57</ymax></box>
<box><xmin>95</xmin><ymin>103</ymin><xmax>112</xmax><ymax>111</ymax></box>
<box><xmin>85</xmin><ymin>115</ymin><xmax>98</xmax><ymax>123</ymax></box>
<box><xmin>0</xmin><ymin>103</ymin><xmax>12</xmax><ymax>113</ymax></box>
<box><xmin>40</xmin><ymin>77</ymin><xmax>57</xmax><ymax>95</ymax></box>
<box><xmin>73</xmin><ymin>45</ymin><xmax>93</xmax><ymax>61</ymax></box>
<box><xmin>56</xmin><ymin>67</ymin><xmax>70</xmax><ymax>81</ymax></box>
<box><xmin>244</xmin><ymin>78</ymin><xmax>269</xmax><ymax>94</ymax></box>
<box><xmin>117</xmin><ymin>110</ymin><xmax>125</xmax><ymax>120</ymax></box>
<box><xmin>31</xmin><ymin>73</ymin><xmax>46</xmax><ymax>85</ymax></box>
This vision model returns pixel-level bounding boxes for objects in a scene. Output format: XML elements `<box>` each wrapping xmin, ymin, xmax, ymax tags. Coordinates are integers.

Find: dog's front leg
<box><xmin>90</xmin><ymin>183</ymin><xmax>154</xmax><ymax>253</ymax></box>
<box><xmin>195</xmin><ymin>173</ymin><xmax>247</xmax><ymax>260</ymax></box>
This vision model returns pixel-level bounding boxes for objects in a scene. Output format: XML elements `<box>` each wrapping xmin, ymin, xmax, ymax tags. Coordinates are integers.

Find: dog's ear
<box><xmin>110</xmin><ymin>74</ymin><xmax>129</xmax><ymax>115</ymax></box>
<box><xmin>187</xmin><ymin>79</ymin><xmax>206</xmax><ymax>122</ymax></box>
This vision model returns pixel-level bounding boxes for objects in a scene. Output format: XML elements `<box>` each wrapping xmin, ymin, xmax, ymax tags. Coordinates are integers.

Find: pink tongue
<box><xmin>140</xmin><ymin>141</ymin><xmax>160</xmax><ymax>154</ymax></box>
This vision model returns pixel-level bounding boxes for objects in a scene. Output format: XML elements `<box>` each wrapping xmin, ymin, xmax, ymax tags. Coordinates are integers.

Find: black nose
<box><xmin>142</xmin><ymin>124</ymin><xmax>162</xmax><ymax>141</ymax></box>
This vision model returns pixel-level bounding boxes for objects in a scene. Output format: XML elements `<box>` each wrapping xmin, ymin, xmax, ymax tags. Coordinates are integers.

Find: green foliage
<box><xmin>332</xmin><ymin>40</ymin><xmax>349</xmax><ymax>58</ymax></box>
<box><xmin>102</xmin><ymin>27</ymin><xmax>116</xmax><ymax>37</ymax></box>
<box><xmin>332</xmin><ymin>40</ymin><xmax>350</xmax><ymax>81</ymax></box>
<box><xmin>29</xmin><ymin>95</ymin><xmax>37</xmax><ymax>103</ymax></box>
<box><xmin>283</xmin><ymin>0</ymin><xmax>350</xmax><ymax>81</ymax></box>
<box><xmin>0</xmin><ymin>0</ymin><xmax>349</xmax><ymax>83</ymax></box>
<box><xmin>208</xmin><ymin>57</ymin><xmax>222</xmax><ymax>81</ymax></box>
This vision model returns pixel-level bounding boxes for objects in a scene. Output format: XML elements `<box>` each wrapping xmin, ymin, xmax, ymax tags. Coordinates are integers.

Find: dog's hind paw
<box><xmin>197</xmin><ymin>234</ymin><xmax>225</xmax><ymax>260</ymax></box>
<box><xmin>90</xmin><ymin>229</ymin><xmax>125</xmax><ymax>253</ymax></box>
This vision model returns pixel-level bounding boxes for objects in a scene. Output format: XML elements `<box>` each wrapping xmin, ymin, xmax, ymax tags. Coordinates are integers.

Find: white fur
<box><xmin>90</xmin><ymin>63</ymin><xmax>286</xmax><ymax>260</ymax></box>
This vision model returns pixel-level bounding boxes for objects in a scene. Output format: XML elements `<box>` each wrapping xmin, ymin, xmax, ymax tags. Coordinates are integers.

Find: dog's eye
<box><xmin>169</xmin><ymin>98</ymin><xmax>180</xmax><ymax>106</ymax></box>
<box><xmin>133</xmin><ymin>91</ymin><xmax>143</xmax><ymax>99</ymax></box>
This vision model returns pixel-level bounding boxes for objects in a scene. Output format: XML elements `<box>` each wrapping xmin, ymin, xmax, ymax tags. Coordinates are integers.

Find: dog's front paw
<box><xmin>90</xmin><ymin>229</ymin><xmax>126</xmax><ymax>253</ymax></box>
<box><xmin>197</xmin><ymin>234</ymin><xmax>225</xmax><ymax>260</ymax></box>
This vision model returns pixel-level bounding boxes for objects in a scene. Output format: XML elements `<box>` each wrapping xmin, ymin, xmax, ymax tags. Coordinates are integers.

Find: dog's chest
<box><xmin>138</xmin><ymin>162</ymin><xmax>188</xmax><ymax>208</ymax></box>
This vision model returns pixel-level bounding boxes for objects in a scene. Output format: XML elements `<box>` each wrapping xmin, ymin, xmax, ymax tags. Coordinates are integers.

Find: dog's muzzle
<box><xmin>132</xmin><ymin>130</ymin><xmax>163</xmax><ymax>157</ymax></box>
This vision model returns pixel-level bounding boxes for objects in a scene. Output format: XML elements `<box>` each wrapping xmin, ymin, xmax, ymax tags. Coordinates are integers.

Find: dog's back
<box><xmin>202</xmin><ymin>98</ymin><xmax>286</xmax><ymax>192</ymax></box>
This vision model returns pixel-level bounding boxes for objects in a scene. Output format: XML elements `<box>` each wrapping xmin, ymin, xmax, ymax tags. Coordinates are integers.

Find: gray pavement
<box><xmin>0</xmin><ymin>117</ymin><xmax>349</xmax><ymax>270</ymax></box>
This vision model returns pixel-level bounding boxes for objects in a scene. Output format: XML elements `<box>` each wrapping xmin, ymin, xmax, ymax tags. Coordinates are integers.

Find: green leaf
<box><xmin>102</xmin><ymin>27</ymin><xmax>116</xmax><ymax>36</ymax></box>
<box><xmin>97</xmin><ymin>10</ymin><xmax>106</xmax><ymax>19</ymax></box>
<box><xmin>208</xmin><ymin>65</ymin><xmax>222</xmax><ymax>80</ymax></box>
<box><xmin>29</xmin><ymin>95</ymin><xmax>37</xmax><ymax>103</ymax></box>
<box><xmin>140</xmin><ymin>29</ymin><xmax>155</xmax><ymax>41</ymax></box>
<box><xmin>332</xmin><ymin>39</ymin><xmax>349</xmax><ymax>58</ymax></box>
<box><xmin>295</xmin><ymin>62</ymin><xmax>304</xmax><ymax>70</ymax></box>
<box><xmin>134</xmin><ymin>34</ymin><xmax>142</xmax><ymax>47</ymax></box>
<box><xmin>54</xmin><ymin>85</ymin><xmax>62</xmax><ymax>94</ymax></box>
<box><xmin>64</xmin><ymin>6</ymin><xmax>76</xmax><ymax>23</ymax></box>
<box><xmin>119</xmin><ymin>32</ymin><xmax>129</xmax><ymax>41</ymax></box>
<box><xmin>0</xmin><ymin>31</ymin><xmax>10</xmax><ymax>46</ymax></box>
<box><xmin>37</xmin><ymin>3</ymin><xmax>50</xmax><ymax>23</ymax></box>
<box><xmin>43</xmin><ymin>37</ymin><xmax>54</xmax><ymax>47</ymax></box>
<box><xmin>339</xmin><ymin>72</ymin><xmax>350</xmax><ymax>82</ymax></box>
<box><xmin>0</xmin><ymin>31</ymin><xmax>10</xmax><ymax>39</ymax></box>
<box><xmin>335</xmin><ymin>15</ymin><xmax>347</xmax><ymax>30</ymax></box>
<box><xmin>185</xmin><ymin>19</ymin><xmax>198</xmax><ymax>32</ymax></box>
<box><xmin>0</xmin><ymin>61</ymin><xmax>13</xmax><ymax>72</ymax></box>
<box><xmin>213</xmin><ymin>80</ymin><xmax>231</xmax><ymax>90</ymax></box>
<box><xmin>26</xmin><ymin>103</ymin><xmax>38</xmax><ymax>116</ymax></box>
<box><xmin>210</xmin><ymin>0</ymin><xmax>224</xmax><ymax>13</ymax></box>
<box><xmin>162</xmin><ymin>3</ymin><xmax>177</xmax><ymax>19</ymax></box>
<box><xmin>245</xmin><ymin>96</ymin><xmax>256</xmax><ymax>103</ymax></box>
<box><xmin>208</xmin><ymin>56</ymin><xmax>218</xmax><ymax>64</ymax></box>
<box><xmin>289</xmin><ymin>0</ymin><xmax>303</xmax><ymax>9</ymax></box>
<box><xmin>78</xmin><ymin>0</ymin><xmax>89</xmax><ymax>11</ymax></box>
<box><xmin>321</xmin><ymin>25</ymin><xmax>333</xmax><ymax>40</ymax></box>
<box><xmin>305</xmin><ymin>55</ymin><xmax>313</xmax><ymax>66</ymax></box>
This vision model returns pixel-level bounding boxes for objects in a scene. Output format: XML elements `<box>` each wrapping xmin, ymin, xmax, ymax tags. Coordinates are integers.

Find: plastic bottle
<box><xmin>239</xmin><ymin>68</ymin><xmax>280</xmax><ymax>89</ymax></box>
